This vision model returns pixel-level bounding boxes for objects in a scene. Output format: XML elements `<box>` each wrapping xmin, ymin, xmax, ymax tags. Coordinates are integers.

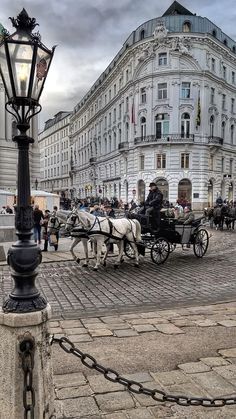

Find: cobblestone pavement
<box><xmin>0</xmin><ymin>228</ymin><xmax>236</xmax><ymax>319</ymax></box>
<box><xmin>51</xmin><ymin>302</ymin><xmax>236</xmax><ymax>419</ymax></box>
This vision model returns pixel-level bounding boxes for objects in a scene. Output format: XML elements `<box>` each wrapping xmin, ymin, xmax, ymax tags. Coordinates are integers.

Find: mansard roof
<box><xmin>162</xmin><ymin>1</ymin><xmax>193</xmax><ymax>17</ymax></box>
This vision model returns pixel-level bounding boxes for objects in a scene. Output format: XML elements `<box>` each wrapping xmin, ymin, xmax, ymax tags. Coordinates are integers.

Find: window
<box><xmin>125</xmin><ymin>122</ymin><xmax>129</xmax><ymax>141</ymax></box>
<box><xmin>222</xmin><ymin>94</ymin><xmax>226</xmax><ymax>110</ymax></box>
<box><xmin>212</xmin><ymin>29</ymin><xmax>216</xmax><ymax>37</ymax></box>
<box><xmin>118</xmin><ymin>103</ymin><xmax>122</xmax><ymax>119</ymax></box>
<box><xmin>211</xmin><ymin>58</ymin><xmax>215</xmax><ymax>72</ymax></box>
<box><xmin>140</xmin><ymin>87</ymin><xmax>146</xmax><ymax>103</ymax></box>
<box><xmin>140</xmin><ymin>29</ymin><xmax>145</xmax><ymax>40</ymax></box>
<box><xmin>210</xmin><ymin>88</ymin><xmax>215</xmax><ymax>105</ymax></box>
<box><xmin>113</xmin><ymin>108</ymin><xmax>116</xmax><ymax>122</ymax></box>
<box><xmin>181</xmin><ymin>153</ymin><xmax>190</xmax><ymax>169</ymax></box>
<box><xmin>109</xmin><ymin>112</ymin><xmax>111</xmax><ymax>126</ymax></box>
<box><xmin>231</xmin><ymin>124</ymin><xmax>234</xmax><ymax>144</ymax></box>
<box><xmin>126</xmin><ymin>97</ymin><xmax>129</xmax><ymax>112</ymax></box>
<box><xmin>104</xmin><ymin>94</ymin><xmax>107</xmax><ymax>105</ymax></box>
<box><xmin>232</xmin><ymin>71</ymin><xmax>235</xmax><ymax>84</ymax></box>
<box><xmin>181</xmin><ymin>82</ymin><xmax>190</xmax><ymax>98</ymax></box>
<box><xmin>183</xmin><ymin>21</ymin><xmax>191</xmax><ymax>32</ymax></box>
<box><xmin>114</xmin><ymin>84</ymin><xmax>116</xmax><ymax>96</ymax></box>
<box><xmin>156</xmin><ymin>154</ymin><xmax>166</xmax><ymax>169</ymax></box>
<box><xmin>139</xmin><ymin>155</ymin><xmax>145</xmax><ymax>170</ymax></box>
<box><xmin>158</xmin><ymin>52</ymin><xmax>167</xmax><ymax>66</ymax></box>
<box><xmin>223</xmin><ymin>39</ymin><xmax>228</xmax><ymax>46</ymax></box>
<box><xmin>126</xmin><ymin>69</ymin><xmax>129</xmax><ymax>82</ymax></box>
<box><xmin>155</xmin><ymin>114</ymin><xmax>169</xmax><ymax>138</ymax></box>
<box><xmin>231</xmin><ymin>98</ymin><xmax>235</xmax><ymax>113</ymax></box>
<box><xmin>223</xmin><ymin>65</ymin><xmax>227</xmax><ymax>80</ymax></box>
<box><xmin>158</xmin><ymin>83</ymin><xmax>167</xmax><ymax>99</ymax></box>
<box><xmin>221</xmin><ymin>121</ymin><xmax>226</xmax><ymax>139</ymax></box>
<box><xmin>210</xmin><ymin>115</ymin><xmax>215</xmax><ymax>137</ymax></box>
<box><xmin>181</xmin><ymin>113</ymin><xmax>190</xmax><ymax>138</ymax></box>
<box><xmin>109</xmin><ymin>89</ymin><xmax>111</xmax><ymax>101</ymax></box>
<box><xmin>140</xmin><ymin>117</ymin><xmax>146</xmax><ymax>138</ymax></box>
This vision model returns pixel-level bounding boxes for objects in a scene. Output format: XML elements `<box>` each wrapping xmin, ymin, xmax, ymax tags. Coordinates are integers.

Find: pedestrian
<box><xmin>51</xmin><ymin>206</ymin><xmax>59</xmax><ymax>251</ymax></box>
<box><xmin>41</xmin><ymin>210</ymin><xmax>51</xmax><ymax>252</ymax></box>
<box><xmin>90</xmin><ymin>204</ymin><xmax>105</xmax><ymax>216</ymax></box>
<box><xmin>6</xmin><ymin>205</ymin><xmax>13</xmax><ymax>214</ymax></box>
<box><xmin>33</xmin><ymin>204</ymin><xmax>44</xmax><ymax>244</ymax></box>
<box><xmin>0</xmin><ymin>206</ymin><xmax>7</xmax><ymax>214</ymax></box>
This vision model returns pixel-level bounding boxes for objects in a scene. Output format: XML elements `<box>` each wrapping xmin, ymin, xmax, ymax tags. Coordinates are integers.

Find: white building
<box><xmin>38</xmin><ymin>111</ymin><xmax>72</xmax><ymax>207</ymax></box>
<box><xmin>72</xmin><ymin>1</ymin><xmax>235</xmax><ymax>209</ymax></box>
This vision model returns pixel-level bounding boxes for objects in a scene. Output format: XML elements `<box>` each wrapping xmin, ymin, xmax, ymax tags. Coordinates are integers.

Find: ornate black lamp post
<box><xmin>35</xmin><ymin>178</ymin><xmax>38</xmax><ymax>190</ymax></box>
<box><xmin>0</xmin><ymin>9</ymin><xmax>55</xmax><ymax>312</ymax></box>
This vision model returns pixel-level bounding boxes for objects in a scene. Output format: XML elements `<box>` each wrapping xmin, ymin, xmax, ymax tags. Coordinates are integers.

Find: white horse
<box><xmin>66</xmin><ymin>209</ymin><xmax>142</xmax><ymax>271</ymax></box>
<box><xmin>48</xmin><ymin>210</ymin><xmax>91</xmax><ymax>267</ymax></box>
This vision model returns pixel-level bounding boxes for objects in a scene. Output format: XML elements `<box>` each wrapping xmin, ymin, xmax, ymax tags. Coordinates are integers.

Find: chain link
<box><xmin>52</xmin><ymin>336</ymin><xmax>236</xmax><ymax>408</ymax></box>
<box><xmin>20</xmin><ymin>340</ymin><xmax>35</xmax><ymax>419</ymax></box>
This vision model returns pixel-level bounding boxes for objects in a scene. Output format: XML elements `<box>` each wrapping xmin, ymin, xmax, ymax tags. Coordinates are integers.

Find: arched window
<box><xmin>223</xmin><ymin>39</ymin><xmax>228</xmax><ymax>46</ymax></box>
<box><xmin>221</xmin><ymin>121</ymin><xmax>226</xmax><ymax>139</ymax></box>
<box><xmin>104</xmin><ymin>137</ymin><xmax>107</xmax><ymax>154</ymax></box>
<box><xmin>155</xmin><ymin>113</ymin><xmax>169</xmax><ymax>139</ymax></box>
<box><xmin>231</xmin><ymin>124</ymin><xmax>234</xmax><ymax>144</ymax></box>
<box><xmin>108</xmin><ymin>135</ymin><xmax>112</xmax><ymax>153</ymax></box>
<box><xmin>183</xmin><ymin>21</ymin><xmax>191</xmax><ymax>32</ymax></box>
<box><xmin>113</xmin><ymin>132</ymin><xmax>117</xmax><ymax>150</ymax></box>
<box><xmin>210</xmin><ymin>115</ymin><xmax>215</xmax><ymax>137</ymax></box>
<box><xmin>181</xmin><ymin>113</ymin><xmax>190</xmax><ymax>138</ymax></box>
<box><xmin>212</xmin><ymin>29</ymin><xmax>216</xmax><ymax>38</ymax></box>
<box><xmin>140</xmin><ymin>117</ymin><xmax>146</xmax><ymax>139</ymax></box>
<box><xmin>140</xmin><ymin>29</ymin><xmax>145</xmax><ymax>40</ymax></box>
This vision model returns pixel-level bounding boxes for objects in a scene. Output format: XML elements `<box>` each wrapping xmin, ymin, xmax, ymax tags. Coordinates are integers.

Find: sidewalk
<box><xmin>51</xmin><ymin>301</ymin><xmax>236</xmax><ymax>418</ymax></box>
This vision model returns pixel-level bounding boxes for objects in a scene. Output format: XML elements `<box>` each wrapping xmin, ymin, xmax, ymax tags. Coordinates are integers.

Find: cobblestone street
<box><xmin>1</xmin><ymin>228</ymin><xmax>235</xmax><ymax>319</ymax></box>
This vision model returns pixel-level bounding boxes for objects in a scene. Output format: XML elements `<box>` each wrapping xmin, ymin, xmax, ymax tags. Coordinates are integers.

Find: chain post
<box><xmin>19</xmin><ymin>337</ymin><xmax>35</xmax><ymax>419</ymax></box>
<box><xmin>51</xmin><ymin>335</ymin><xmax>236</xmax><ymax>408</ymax></box>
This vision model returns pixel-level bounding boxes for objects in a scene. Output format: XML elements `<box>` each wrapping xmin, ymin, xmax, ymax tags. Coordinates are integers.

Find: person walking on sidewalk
<box><xmin>33</xmin><ymin>204</ymin><xmax>44</xmax><ymax>245</ymax></box>
<box><xmin>41</xmin><ymin>210</ymin><xmax>51</xmax><ymax>252</ymax></box>
<box><xmin>51</xmin><ymin>206</ymin><xmax>59</xmax><ymax>251</ymax></box>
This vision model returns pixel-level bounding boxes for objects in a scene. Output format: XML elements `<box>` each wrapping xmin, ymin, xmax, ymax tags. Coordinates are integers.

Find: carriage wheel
<box><xmin>193</xmin><ymin>229</ymin><xmax>209</xmax><ymax>258</ymax></box>
<box><xmin>124</xmin><ymin>242</ymin><xmax>135</xmax><ymax>259</ymax></box>
<box><xmin>151</xmin><ymin>238</ymin><xmax>170</xmax><ymax>265</ymax></box>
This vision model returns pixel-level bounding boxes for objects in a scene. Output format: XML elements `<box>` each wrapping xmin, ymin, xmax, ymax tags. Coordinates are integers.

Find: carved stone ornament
<box><xmin>153</xmin><ymin>20</ymin><xmax>168</xmax><ymax>40</ymax></box>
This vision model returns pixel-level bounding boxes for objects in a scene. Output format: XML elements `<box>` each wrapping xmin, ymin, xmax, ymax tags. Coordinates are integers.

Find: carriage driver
<box><xmin>144</xmin><ymin>182</ymin><xmax>163</xmax><ymax>229</ymax></box>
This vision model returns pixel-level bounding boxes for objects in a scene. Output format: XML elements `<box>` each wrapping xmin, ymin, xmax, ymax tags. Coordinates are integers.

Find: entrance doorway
<box><xmin>178</xmin><ymin>179</ymin><xmax>192</xmax><ymax>205</ymax></box>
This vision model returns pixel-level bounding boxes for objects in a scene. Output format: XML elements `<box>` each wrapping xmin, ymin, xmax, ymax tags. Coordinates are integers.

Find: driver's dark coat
<box><xmin>145</xmin><ymin>189</ymin><xmax>163</xmax><ymax>209</ymax></box>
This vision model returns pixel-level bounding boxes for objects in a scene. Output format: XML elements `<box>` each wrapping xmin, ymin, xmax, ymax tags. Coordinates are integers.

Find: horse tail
<box><xmin>132</xmin><ymin>219</ymin><xmax>142</xmax><ymax>242</ymax></box>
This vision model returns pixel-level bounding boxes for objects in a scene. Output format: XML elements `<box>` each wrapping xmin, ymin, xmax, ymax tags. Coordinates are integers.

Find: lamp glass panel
<box><xmin>31</xmin><ymin>47</ymin><xmax>52</xmax><ymax>101</ymax></box>
<box><xmin>8</xmin><ymin>41</ymin><xmax>33</xmax><ymax>97</ymax></box>
<box><xmin>0</xmin><ymin>42</ymin><xmax>13</xmax><ymax>98</ymax></box>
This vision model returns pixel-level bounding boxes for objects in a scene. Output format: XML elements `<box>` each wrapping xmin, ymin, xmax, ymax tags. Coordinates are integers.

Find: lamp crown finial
<box><xmin>9</xmin><ymin>8</ymin><xmax>39</xmax><ymax>33</ymax></box>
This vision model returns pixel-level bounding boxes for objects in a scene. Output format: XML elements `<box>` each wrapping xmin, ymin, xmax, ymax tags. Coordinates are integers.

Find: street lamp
<box><xmin>35</xmin><ymin>178</ymin><xmax>38</xmax><ymax>190</ymax></box>
<box><xmin>0</xmin><ymin>9</ymin><xmax>55</xmax><ymax>312</ymax></box>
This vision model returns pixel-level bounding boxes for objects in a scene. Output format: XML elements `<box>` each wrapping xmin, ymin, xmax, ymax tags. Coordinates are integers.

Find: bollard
<box><xmin>0</xmin><ymin>305</ymin><xmax>55</xmax><ymax>418</ymax></box>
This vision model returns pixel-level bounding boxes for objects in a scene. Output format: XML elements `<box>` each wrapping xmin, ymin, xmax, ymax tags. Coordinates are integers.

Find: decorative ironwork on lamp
<box><xmin>0</xmin><ymin>9</ymin><xmax>55</xmax><ymax>312</ymax></box>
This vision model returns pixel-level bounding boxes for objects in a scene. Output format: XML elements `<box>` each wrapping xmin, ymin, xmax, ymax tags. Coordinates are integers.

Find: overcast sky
<box><xmin>1</xmin><ymin>0</ymin><xmax>236</xmax><ymax>130</ymax></box>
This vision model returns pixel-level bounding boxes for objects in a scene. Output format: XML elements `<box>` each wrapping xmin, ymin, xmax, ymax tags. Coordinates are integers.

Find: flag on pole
<box><xmin>131</xmin><ymin>99</ymin><xmax>135</xmax><ymax>124</ymax></box>
<box><xmin>196</xmin><ymin>91</ymin><xmax>201</xmax><ymax>126</ymax></box>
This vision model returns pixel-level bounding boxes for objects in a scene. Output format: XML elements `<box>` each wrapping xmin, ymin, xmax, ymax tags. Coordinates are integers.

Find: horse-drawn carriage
<box><xmin>125</xmin><ymin>210</ymin><xmax>209</xmax><ymax>265</ymax></box>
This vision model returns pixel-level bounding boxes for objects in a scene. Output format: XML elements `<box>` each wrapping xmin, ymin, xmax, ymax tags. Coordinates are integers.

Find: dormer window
<box><xmin>183</xmin><ymin>21</ymin><xmax>191</xmax><ymax>32</ymax></box>
<box><xmin>223</xmin><ymin>39</ymin><xmax>228</xmax><ymax>46</ymax></box>
<box><xmin>233</xmin><ymin>46</ymin><xmax>236</xmax><ymax>53</ymax></box>
<box><xmin>212</xmin><ymin>29</ymin><xmax>216</xmax><ymax>37</ymax></box>
<box><xmin>140</xmin><ymin>29</ymin><xmax>145</xmax><ymax>40</ymax></box>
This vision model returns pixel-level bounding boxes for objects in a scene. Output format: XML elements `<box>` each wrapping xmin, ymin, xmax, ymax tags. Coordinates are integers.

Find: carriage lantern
<box><xmin>0</xmin><ymin>9</ymin><xmax>55</xmax><ymax>312</ymax></box>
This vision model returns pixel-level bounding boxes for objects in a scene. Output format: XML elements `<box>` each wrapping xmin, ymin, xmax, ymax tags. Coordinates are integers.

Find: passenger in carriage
<box><xmin>177</xmin><ymin>206</ymin><xmax>195</xmax><ymax>225</ymax></box>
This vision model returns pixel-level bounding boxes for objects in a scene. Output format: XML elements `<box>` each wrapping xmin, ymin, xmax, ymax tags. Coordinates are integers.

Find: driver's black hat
<box><xmin>149</xmin><ymin>182</ymin><xmax>157</xmax><ymax>187</ymax></box>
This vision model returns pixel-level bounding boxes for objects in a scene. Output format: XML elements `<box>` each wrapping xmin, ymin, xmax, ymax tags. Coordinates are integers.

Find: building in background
<box><xmin>38</xmin><ymin>111</ymin><xmax>72</xmax><ymax>209</ymax></box>
<box><xmin>68</xmin><ymin>1</ymin><xmax>236</xmax><ymax>209</ymax></box>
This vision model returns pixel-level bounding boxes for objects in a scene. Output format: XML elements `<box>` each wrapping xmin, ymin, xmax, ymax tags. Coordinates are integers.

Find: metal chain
<box><xmin>52</xmin><ymin>336</ymin><xmax>236</xmax><ymax>408</ymax></box>
<box><xmin>20</xmin><ymin>340</ymin><xmax>35</xmax><ymax>419</ymax></box>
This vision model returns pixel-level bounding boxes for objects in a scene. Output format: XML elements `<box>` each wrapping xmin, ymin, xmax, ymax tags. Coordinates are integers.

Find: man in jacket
<box><xmin>145</xmin><ymin>182</ymin><xmax>163</xmax><ymax>229</ymax></box>
<box><xmin>178</xmin><ymin>206</ymin><xmax>195</xmax><ymax>225</ymax></box>
<box><xmin>33</xmin><ymin>204</ymin><xmax>44</xmax><ymax>244</ymax></box>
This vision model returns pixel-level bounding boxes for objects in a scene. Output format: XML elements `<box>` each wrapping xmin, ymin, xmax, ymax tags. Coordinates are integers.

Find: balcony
<box><xmin>208</xmin><ymin>136</ymin><xmax>223</xmax><ymax>146</ymax></box>
<box><xmin>89</xmin><ymin>157</ymin><xmax>97</xmax><ymax>164</ymax></box>
<box><xmin>118</xmin><ymin>141</ymin><xmax>129</xmax><ymax>151</ymax></box>
<box><xmin>134</xmin><ymin>134</ymin><xmax>194</xmax><ymax>145</ymax></box>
